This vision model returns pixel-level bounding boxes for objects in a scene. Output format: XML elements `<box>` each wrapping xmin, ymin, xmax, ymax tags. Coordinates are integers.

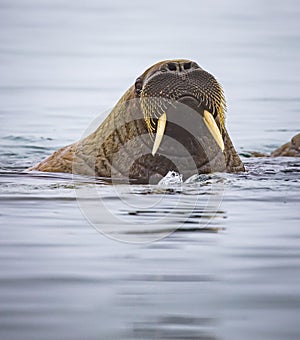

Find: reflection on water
<box><xmin>1</xmin><ymin>0</ymin><xmax>300</xmax><ymax>339</ymax></box>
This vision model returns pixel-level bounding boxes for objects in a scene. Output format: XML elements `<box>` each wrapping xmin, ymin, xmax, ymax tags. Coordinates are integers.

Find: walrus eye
<box><xmin>135</xmin><ymin>78</ymin><xmax>143</xmax><ymax>94</ymax></box>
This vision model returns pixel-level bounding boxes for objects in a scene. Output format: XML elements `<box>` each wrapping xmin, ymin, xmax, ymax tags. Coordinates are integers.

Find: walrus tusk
<box><xmin>203</xmin><ymin>110</ymin><xmax>224</xmax><ymax>151</ymax></box>
<box><xmin>152</xmin><ymin>112</ymin><xmax>167</xmax><ymax>156</ymax></box>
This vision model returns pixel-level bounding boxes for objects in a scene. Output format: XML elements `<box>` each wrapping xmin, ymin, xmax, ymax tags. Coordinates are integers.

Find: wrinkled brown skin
<box><xmin>250</xmin><ymin>134</ymin><xmax>300</xmax><ymax>158</ymax></box>
<box><xmin>271</xmin><ymin>133</ymin><xmax>300</xmax><ymax>157</ymax></box>
<box><xmin>29</xmin><ymin>59</ymin><xmax>245</xmax><ymax>183</ymax></box>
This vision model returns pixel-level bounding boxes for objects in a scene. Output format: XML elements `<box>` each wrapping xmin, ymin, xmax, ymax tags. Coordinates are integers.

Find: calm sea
<box><xmin>0</xmin><ymin>0</ymin><xmax>299</xmax><ymax>339</ymax></box>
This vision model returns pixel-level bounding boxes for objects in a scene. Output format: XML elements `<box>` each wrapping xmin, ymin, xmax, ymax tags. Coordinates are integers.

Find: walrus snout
<box><xmin>135</xmin><ymin>60</ymin><xmax>201</xmax><ymax>96</ymax></box>
<box><xmin>139</xmin><ymin>59</ymin><xmax>226</xmax><ymax>120</ymax></box>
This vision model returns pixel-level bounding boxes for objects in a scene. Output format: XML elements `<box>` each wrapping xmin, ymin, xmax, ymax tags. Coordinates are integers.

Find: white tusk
<box><xmin>152</xmin><ymin>112</ymin><xmax>167</xmax><ymax>156</ymax></box>
<box><xmin>203</xmin><ymin>110</ymin><xmax>224</xmax><ymax>151</ymax></box>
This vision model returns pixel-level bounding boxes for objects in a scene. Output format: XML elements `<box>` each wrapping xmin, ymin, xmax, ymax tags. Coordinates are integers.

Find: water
<box><xmin>0</xmin><ymin>0</ymin><xmax>300</xmax><ymax>339</ymax></box>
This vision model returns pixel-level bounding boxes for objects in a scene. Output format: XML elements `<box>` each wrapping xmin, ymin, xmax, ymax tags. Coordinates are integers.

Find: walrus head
<box><xmin>29</xmin><ymin>59</ymin><xmax>244</xmax><ymax>183</ymax></box>
<box><xmin>135</xmin><ymin>60</ymin><xmax>226</xmax><ymax>157</ymax></box>
<box><xmin>112</xmin><ymin>59</ymin><xmax>243</xmax><ymax>183</ymax></box>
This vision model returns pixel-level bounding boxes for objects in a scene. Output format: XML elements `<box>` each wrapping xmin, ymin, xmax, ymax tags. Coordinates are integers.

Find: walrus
<box><xmin>29</xmin><ymin>59</ymin><xmax>245</xmax><ymax>184</ymax></box>
<box><xmin>271</xmin><ymin>134</ymin><xmax>300</xmax><ymax>157</ymax></box>
<box><xmin>250</xmin><ymin>133</ymin><xmax>300</xmax><ymax>158</ymax></box>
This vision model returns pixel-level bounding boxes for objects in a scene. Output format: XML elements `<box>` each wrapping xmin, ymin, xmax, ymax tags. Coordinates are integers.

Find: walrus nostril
<box><xmin>167</xmin><ymin>62</ymin><xmax>177</xmax><ymax>71</ymax></box>
<box><xmin>183</xmin><ymin>62</ymin><xmax>192</xmax><ymax>70</ymax></box>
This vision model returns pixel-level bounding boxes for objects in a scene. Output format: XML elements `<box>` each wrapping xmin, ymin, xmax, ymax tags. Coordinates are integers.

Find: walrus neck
<box><xmin>223</xmin><ymin>129</ymin><xmax>245</xmax><ymax>172</ymax></box>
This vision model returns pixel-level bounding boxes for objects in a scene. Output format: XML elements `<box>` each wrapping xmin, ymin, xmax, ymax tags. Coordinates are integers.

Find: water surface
<box><xmin>0</xmin><ymin>1</ymin><xmax>300</xmax><ymax>339</ymax></box>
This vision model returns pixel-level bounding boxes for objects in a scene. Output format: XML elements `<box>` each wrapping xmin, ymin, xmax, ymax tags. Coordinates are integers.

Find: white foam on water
<box><xmin>158</xmin><ymin>171</ymin><xmax>183</xmax><ymax>186</ymax></box>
